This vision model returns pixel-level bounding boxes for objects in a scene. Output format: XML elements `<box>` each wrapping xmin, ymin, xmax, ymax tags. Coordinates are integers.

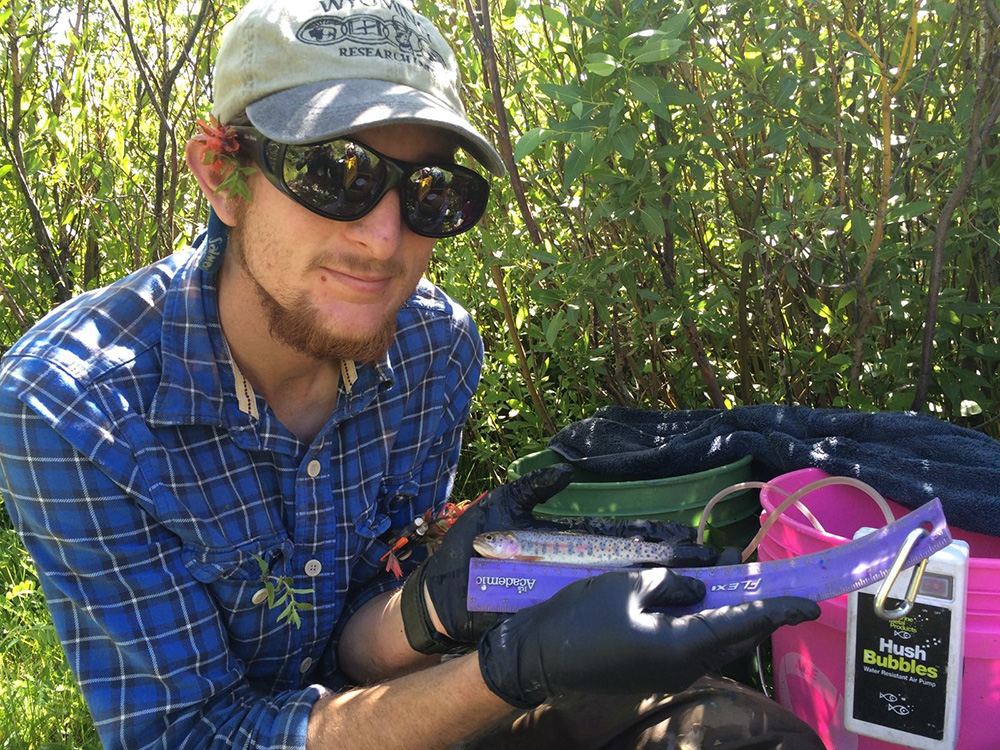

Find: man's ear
<box><xmin>185</xmin><ymin>139</ymin><xmax>246</xmax><ymax>227</ymax></box>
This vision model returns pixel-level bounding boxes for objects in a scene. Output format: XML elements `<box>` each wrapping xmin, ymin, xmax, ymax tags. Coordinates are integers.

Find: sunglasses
<box><xmin>232</xmin><ymin>127</ymin><xmax>490</xmax><ymax>238</ymax></box>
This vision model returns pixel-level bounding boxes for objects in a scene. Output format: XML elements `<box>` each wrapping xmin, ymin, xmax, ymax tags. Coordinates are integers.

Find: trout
<box><xmin>472</xmin><ymin>529</ymin><xmax>679</xmax><ymax>567</ymax></box>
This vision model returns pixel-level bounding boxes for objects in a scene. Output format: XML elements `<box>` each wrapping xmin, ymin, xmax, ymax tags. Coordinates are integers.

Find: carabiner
<box><xmin>874</xmin><ymin>527</ymin><xmax>929</xmax><ymax>620</ymax></box>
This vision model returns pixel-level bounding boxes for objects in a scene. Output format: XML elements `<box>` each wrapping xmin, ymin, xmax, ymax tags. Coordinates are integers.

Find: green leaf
<box><xmin>850</xmin><ymin>211</ymin><xmax>872</xmax><ymax>250</ymax></box>
<box><xmin>692</xmin><ymin>56</ymin><xmax>727</xmax><ymax>75</ymax></box>
<box><xmin>545</xmin><ymin>311</ymin><xmax>566</xmax><ymax>347</ymax></box>
<box><xmin>529</xmin><ymin>247</ymin><xmax>559</xmax><ymax>264</ymax></box>
<box><xmin>252</xmin><ymin>554</ymin><xmax>268</xmax><ymax>577</ymax></box>
<box><xmin>659</xmin><ymin>84</ymin><xmax>699</xmax><ymax>106</ymax></box>
<box><xmin>563</xmin><ymin>144</ymin><xmax>592</xmax><ymax>189</ymax></box>
<box><xmin>629</xmin><ymin>76</ymin><xmax>661</xmax><ymax>105</ymax></box>
<box><xmin>659</xmin><ymin>9</ymin><xmax>693</xmax><ymax>38</ymax></box>
<box><xmin>763</xmin><ymin>127</ymin><xmax>789</xmax><ymax>150</ymax></box>
<box><xmin>645</xmin><ymin>303</ymin><xmax>674</xmax><ymax>323</ymax></box>
<box><xmin>621</xmin><ymin>28</ymin><xmax>664</xmax><ymax>49</ymax></box>
<box><xmin>837</xmin><ymin>288</ymin><xmax>858</xmax><ymax>310</ymax></box>
<box><xmin>735</xmin><ymin>119</ymin><xmax>767</xmax><ymax>138</ymax></box>
<box><xmin>629</xmin><ymin>37</ymin><xmax>684</xmax><ymax>64</ymax></box>
<box><xmin>611</xmin><ymin>126</ymin><xmax>638</xmax><ymax>160</ymax></box>
<box><xmin>886</xmin><ymin>200</ymin><xmax>935</xmax><ymax>224</ymax></box>
<box><xmin>806</xmin><ymin>297</ymin><xmax>834</xmax><ymax>321</ymax></box>
<box><xmin>585</xmin><ymin>53</ymin><xmax>619</xmax><ymax>76</ymax></box>
<box><xmin>538</xmin><ymin>83</ymin><xmax>585</xmax><ymax>104</ymax></box>
<box><xmin>638</xmin><ymin>206</ymin><xmax>665</xmax><ymax>238</ymax></box>
<box><xmin>776</xmin><ymin>74</ymin><xmax>798</xmax><ymax>105</ymax></box>
<box><xmin>540</xmin><ymin>3</ymin><xmax>568</xmax><ymax>26</ymax></box>
<box><xmin>801</xmin><ymin>129</ymin><xmax>838</xmax><ymax>149</ymax></box>
<box><xmin>784</xmin><ymin>265</ymin><xmax>798</xmax><ymax>288</ymax></box>
<box><xmin>970</xmin><ymin>343</ymin><xmax>1000</xmax><ymax>361</ymax></box>
<box><xmin>513</xmin><ymin>127</ymin><xmax>551</xmax><ymax>162</ymax></box>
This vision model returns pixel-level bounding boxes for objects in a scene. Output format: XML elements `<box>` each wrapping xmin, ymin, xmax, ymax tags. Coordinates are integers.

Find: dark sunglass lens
<box><xmin>282</xmin><ymin>141</ymin><xmax>385</xmax><ymax>218</ymax></box>
<box><xmin>405</xmin><ymin>166</ymin><xmax>488</xmax><ymax>237</ymax></box>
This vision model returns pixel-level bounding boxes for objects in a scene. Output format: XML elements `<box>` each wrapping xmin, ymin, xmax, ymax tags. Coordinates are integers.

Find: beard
<box><xmin>226</xmin><ymin>204</ymin><xmax>402</xmax><ymax>364</ymax></box>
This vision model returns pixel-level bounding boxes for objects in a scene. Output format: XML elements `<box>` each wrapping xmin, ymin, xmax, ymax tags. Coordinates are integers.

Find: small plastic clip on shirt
<box><xmin>381</xmin><ymin>516</ymin><xmax>427</xmax><ymax>579</ymax></box>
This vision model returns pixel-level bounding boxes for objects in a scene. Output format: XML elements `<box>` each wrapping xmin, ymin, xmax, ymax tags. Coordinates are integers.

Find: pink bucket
<box><xmin>759</xmin><ymin>467</ymin><xmax>1000</xmax><ymax>750</ymax></box>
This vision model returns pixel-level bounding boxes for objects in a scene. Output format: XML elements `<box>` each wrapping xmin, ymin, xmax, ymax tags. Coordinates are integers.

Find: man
<box><xmin>0</xmin><ymin>1</ymin><xmax>823</xmax><ymax>747</ymax></box>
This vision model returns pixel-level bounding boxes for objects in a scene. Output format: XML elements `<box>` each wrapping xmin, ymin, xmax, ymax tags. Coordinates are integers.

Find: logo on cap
<box><xmin>297</xmin><ymin>13</ymin><xmax>445</xmax><ymax>65</ymax></box>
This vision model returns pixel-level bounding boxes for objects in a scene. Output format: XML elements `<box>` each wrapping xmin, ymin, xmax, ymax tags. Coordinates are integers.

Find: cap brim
<box><xmin>246</xmin><ymin>79</ymin><xmax>506</xmax><ymax>176</ymax></box>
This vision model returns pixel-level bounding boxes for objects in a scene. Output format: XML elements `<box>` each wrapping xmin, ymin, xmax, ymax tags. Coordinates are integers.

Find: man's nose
<box><xmin>341</xmin><ymin>189</ymin><xmax>404</xmax><ymax>257</ymax></box>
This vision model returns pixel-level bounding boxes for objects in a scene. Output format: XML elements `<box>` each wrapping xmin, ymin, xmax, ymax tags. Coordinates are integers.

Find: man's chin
<box><xmin>280</xmin><ymin>318</ymin><xmax>397</xmax><ymax>364</ymax></box>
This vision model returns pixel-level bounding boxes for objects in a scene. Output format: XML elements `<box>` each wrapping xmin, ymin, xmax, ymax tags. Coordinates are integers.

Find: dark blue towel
<box><xmin>547</xmin><ymin>405</ymin><xmax>1000</xmax><ymax>538</ymax></box>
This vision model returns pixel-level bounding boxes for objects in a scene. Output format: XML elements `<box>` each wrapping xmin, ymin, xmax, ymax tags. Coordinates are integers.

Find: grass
<box><xmin>0</xmin><ymin>515</ymin><xmax>101</xmax><ymax>750</ymax></box>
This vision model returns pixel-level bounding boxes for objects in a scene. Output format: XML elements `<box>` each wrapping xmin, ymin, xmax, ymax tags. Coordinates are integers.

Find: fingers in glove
<box><xmin>666</xmin><ymin>543</ymin><xmax>719</xmax><ymax>567</ymax></box>
<box><xmin>715</xmin><ymin>546</ymin><xmax>744</xmax><ymax>566</ymax></box>
<box><xmin>637</xmin><ymin>568</ymin><xmax>707</xmax><ymax>609</ymax></box>
<box><xmin>502</xmin><ymin>463</ymin><xmax>575</xmax><ymax>517</ymax></box>
<box><xmin>689</xmin><ymin>596</ymin><xmax>820</xmax><ymax>648</ymax></box>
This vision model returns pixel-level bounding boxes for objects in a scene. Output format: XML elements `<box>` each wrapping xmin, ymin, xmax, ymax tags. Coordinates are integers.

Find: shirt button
<box><xmin>304</xmin><ymin>559</ymin><xmax>322</xmax><ymax>577</ymax></box>
<box><xmin>299</xmin><ymin>657</ymin><xmax>313</xmax><ymax>674</ymax></box>
<box><xmin>251</xmin><ymin>588</ymin><xmax>269</xmax><ymax>606</ymax></box>
<box><xmin>306</xmin><ymin>460</ymin><xmax>321</xmax><ymax>478</ymax></box>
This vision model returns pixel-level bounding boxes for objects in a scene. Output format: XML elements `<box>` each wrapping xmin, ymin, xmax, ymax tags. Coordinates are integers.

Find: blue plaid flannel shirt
<box><xmin>0</xmin><ymin>245</ymin><xmax>483</xmax><ymax>749</ymax></box>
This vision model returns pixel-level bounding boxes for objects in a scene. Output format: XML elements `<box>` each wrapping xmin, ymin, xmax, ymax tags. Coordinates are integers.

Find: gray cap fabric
<box><xmin>212</xmin><ymin>0</ymin><xmax>505</xmax><ymax>176</ymax></box>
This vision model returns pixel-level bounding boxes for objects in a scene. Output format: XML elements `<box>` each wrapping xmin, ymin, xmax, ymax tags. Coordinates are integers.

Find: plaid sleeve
<box><xmin>335</xmin><ymin>307</ymin><xmax>484</xmax><ymax>630</ymax></box>
<box><xmin>0</xmin><ymin>388</ymin><xmax>322</xmax><ymax>750</ymax></box>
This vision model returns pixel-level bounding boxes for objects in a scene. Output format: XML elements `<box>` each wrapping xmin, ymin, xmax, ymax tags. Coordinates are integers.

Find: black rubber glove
<box><xmin>478</xmin><ymin>568</ymin><xmax>820</xmax><ymax>708</ymax></box>
<box><xmin>715</xmin><ymin>546</ymin><xmax>745</xmax><ymax>566</ymax></box>
<box><xmin>400</xmin><ymin>464</ymin><xmax>575</xmax><ymax>654</ymax></box>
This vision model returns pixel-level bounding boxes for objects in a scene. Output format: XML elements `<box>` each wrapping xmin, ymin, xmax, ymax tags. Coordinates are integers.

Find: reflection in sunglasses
<box><xmin>234</xmin><ymin>126</ymin><xmax>490</xmax><ymax>237</ymax></box>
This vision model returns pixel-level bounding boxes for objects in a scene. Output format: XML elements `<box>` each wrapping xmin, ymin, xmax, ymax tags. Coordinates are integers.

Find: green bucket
<box><xmin>507</xmin><ymin>449</ymin><xmax>760</xmax><ymax>549</ymax></box>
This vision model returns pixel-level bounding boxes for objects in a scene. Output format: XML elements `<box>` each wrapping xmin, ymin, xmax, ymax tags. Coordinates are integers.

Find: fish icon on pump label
<box><xmin>880</xmin><ymin>693</ymin><xmax>912</xmax><ymax>716</ymax></box>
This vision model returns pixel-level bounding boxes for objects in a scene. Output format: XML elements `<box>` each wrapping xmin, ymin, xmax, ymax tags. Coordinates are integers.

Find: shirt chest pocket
<box><xmin>181</xmin><ymin>536</ymin><xmax>295</xmax><ymax>654</ymax></box>
<box><xmin>349</xmin><ymin>474</ymin><xmax>421</xmax><ymax>581</ymax></box>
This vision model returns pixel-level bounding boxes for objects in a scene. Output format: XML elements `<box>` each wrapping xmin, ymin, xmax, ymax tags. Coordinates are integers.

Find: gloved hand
<box><xmin>478</xmin><ymin>567</ymin><xmax>820</xmax><ymax>708</ymax></box>
<box><xmin>400</xmin><ymin>464</ymin><xmax>575</xmax><ymax>654</ymax></box>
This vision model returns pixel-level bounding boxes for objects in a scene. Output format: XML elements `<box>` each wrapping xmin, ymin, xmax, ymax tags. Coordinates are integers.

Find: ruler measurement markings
<box><xmin>468</xmin><ymin>500</ymin><xmax>951</xmax><ymax>614</ymax></box>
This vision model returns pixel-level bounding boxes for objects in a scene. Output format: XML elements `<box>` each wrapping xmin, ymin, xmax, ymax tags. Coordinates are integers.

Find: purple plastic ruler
<box><xmin>467</xmin><ymin>498</ymin><xmax>951</xmax><ymax>615</ymax></box>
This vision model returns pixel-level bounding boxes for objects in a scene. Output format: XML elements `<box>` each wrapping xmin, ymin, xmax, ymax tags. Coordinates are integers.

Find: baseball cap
<box><xmin>212</xmin><ymin>0</ymin><xmax>505</xmax><ymax>176</ymax></box>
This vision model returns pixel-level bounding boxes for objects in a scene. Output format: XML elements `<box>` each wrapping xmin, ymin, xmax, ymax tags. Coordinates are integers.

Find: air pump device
<box><xmin>844</xmin><ymin>527</ymin><xmax>969</xmax><ymax>749</ymax></box>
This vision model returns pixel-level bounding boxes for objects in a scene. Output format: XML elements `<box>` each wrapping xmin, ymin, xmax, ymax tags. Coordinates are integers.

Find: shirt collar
<box><xmin>148</xmin><ymin>247</ymin><xmax>227</xmax><ymax>426</ymax></box>
<box><xmin>148</xmin><ymin>243</ymin><xmax>396</xmax><ymax>429</ymax></box>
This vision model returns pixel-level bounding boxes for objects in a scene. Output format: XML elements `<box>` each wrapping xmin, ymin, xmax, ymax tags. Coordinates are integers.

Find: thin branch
<box><xmin>1</xmin><ymin>9</ymin><xmax>71</xmax><ymax>302</ymax></box>
<box><xmin>463</xmin><ymin>0</ymin><xmax>543</xmax><ymax>246</ymax></box>
<box><xmin>490</xmin><ymin>264</ymin><xmax>557</xmax><ymax>435</ymax></box>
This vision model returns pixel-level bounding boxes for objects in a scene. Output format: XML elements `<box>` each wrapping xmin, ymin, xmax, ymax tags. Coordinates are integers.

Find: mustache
<box><xmin>310</xmin><ymin>253</ymin><xmax>406</xmax><ymax>278</ymax></box>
